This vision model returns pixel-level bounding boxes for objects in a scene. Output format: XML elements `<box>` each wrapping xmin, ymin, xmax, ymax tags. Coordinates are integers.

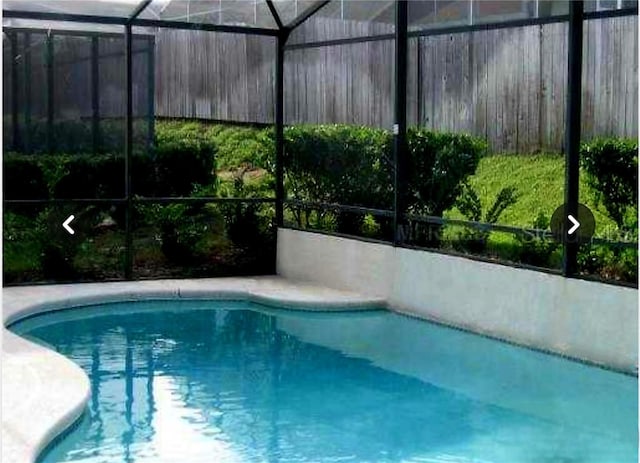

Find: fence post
<box><xmin>563</xmin><ymin>0</ymin><xmax>584</xmax><ymax>277</ymax></box>
<box><xmin>393</xmin><ymin>0</ymin><xmax>409</xmax><ymax>245</ymax></box>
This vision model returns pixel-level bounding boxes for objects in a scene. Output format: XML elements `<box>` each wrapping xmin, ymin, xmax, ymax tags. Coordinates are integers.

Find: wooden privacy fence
<box><xmin>154</xmin><ymin>29</ymin><xmax>275</xmax><ymax>124</ymax></box>
<box><xmin>281</xmin><ymin>14</ymin><xmax>637</xmax><ymax>153</ymax></box>
<box><xmin>125</xmin><ymin>14</ymin><xmax>638</xmax><ymax>153</ymax></box>
<box><xmin>3</xmin><ymin>16</ymin><xmax>637</xmax><ymax>155</ymax></box>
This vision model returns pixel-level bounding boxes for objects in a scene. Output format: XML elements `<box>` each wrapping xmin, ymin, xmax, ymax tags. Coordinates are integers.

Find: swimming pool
<box><xmin>11</xmin><ymin>299</ymin><xmax>637</xmax><ymax>463</ymax></box>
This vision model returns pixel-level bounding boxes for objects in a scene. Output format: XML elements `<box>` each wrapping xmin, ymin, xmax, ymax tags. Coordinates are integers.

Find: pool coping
<box><xmin>2</xmin><ymin>276</ymin><xmax>386</xmax><ymax>463</ymax></box>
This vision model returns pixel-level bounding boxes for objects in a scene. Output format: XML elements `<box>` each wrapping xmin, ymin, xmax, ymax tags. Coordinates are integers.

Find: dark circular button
<box><xmin>550</xmin><ymin>203</ymin><xmax>596</xmax><ymax>244</ymax></box>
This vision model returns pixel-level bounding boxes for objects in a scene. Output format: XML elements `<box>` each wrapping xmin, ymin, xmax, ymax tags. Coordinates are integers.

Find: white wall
<box><xmin>277</xmin><ymin>228</ymin><xmax>639</xmax><ymax>373</ymax></box>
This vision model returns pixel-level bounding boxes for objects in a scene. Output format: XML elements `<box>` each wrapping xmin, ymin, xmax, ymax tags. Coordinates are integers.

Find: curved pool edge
<box><xmin>2</xmin><ymin>276</ymin><xmax>386</xmax><ymax>463</ymax></box>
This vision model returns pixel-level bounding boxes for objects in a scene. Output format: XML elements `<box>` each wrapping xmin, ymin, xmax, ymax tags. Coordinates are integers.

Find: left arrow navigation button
<box><xmin>63</xmin><ymin>215</ymin><xmax>75</xmax><ymax>235</ymax></box>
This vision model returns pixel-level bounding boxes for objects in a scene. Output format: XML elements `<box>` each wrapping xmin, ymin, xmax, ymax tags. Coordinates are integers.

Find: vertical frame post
<box><xmin>562</xmin><ymin>0</ymin><xmax>584</xmax><ymax>277</ymax></box>
<box><xmin>24</xmin><ymin>32</ymin><xmax>32</xmax><ymax>154</ymax></box>
<box><xmin>91</xmin><ymin>36</ymin><xmax>100</xmax><ymax>154</ymax></box>
<box><xmin>416</xmin><ymin>36</ymin><xmax>422</xmax><ymax>126</ymax></box>
<box><xmin>9</xmin><ymin>31</ymin><xmax>20</xmax><ymax>152</ymax></box>
<box><xmin>125</xmin><ymin>25</ymin><xmax>134</xmax><ymax>279</ymax></box>
<box><xmin>46</xmin><ymin>32</ymin><xmax>54</xmax><ymax>155</ymax></box>
<box><xmin>147</xmin><ymin>36</ymin><xmax>155</xmax><ymax>156</ymax></box>
<box><xmin>393</xmin><ymin>0</ymin><xmax>409</xmax><ymax>244</ymax></box>
<box><xmin>275</xmin><ymin>31</ymin><xmax>287</xmax><ymax>228</ymax></box>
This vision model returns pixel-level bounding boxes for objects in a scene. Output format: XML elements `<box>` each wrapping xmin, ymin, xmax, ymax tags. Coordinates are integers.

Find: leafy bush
<box><xmin>406</xmin><ymin>129</ymin><xmax>487</xmax><ymax>246</ymax></box>
<box><xmin>261</xmin><ymin>125</ymin><xmax>486</xmax><ymax>238</ymax></box>
<box><xmin>580</xmin><ymin>138</ymin><xmax>638</xmax><ymax>230</ymax></box>
<box><xmin>157</xmin><ymin>204</ymin><xmax>205</xmax><ymax>264</ymax></box>
<box><xmin>578</xmin><ymin>245</ymin><xmax>637</xmax><ymax>282</ymax></box>
<box><xmin>457</xmin><ymin>185</ymin><xmax>518</xmax><ymax>223</ymax></box>
<box><xmin>3</xmin><ymin>155</ymin><xmax>48</xmax><ymax>200</ymax></box>
<box><xmin>282</xmin><ymin>124</ymin><xmax>392</xmax><ymax>204</ymax></box>
<box><xmin>515</xmin><ymin>213</ymin><xmax>561</xmax><ymax>268</ymax></box>
<box><xmin>10</xmin><ymin>119</ymin><xmax>150</xmax><ymax>155</ymax></box>
<box><xmin>455</xmin><ymin>185</ymin><xmax>518</xmax><ymax>252</ymax></box>
<box><xmin>274</xmin><ymin>124</ymin><xmax>393</xmax><ymax>234</ymax></box>
<box><xmin>3</xmin><ymin>208</ymin><xmax>64</xmax><ymax>281</ymax></box>
<box><xmin>407</xmin><ymin>129</ymin><xmax>487</xmax><ymax>216</ymax></box>
<box><xmin>151</xmin><ymin>122</ymin><xmax>217</xmax><ymax>196</ymax></box>
<box><xmin>54</xmin><ymin>154</ymin><xmax>125</xmax><ymax>199</ymax></box>
<box><xmin>3</xmin><ymin>153</ymin><xmax>125</xmax><ymax>199</ymax></box>
<box><xmin>205</xmin><ymin>124</ymin><xmax>272</xmax><ymax>171</ymax></box>
<box><xmin>4</xmin><ymin>123</ymin><xmax>217</xmax><ymax>200</ymax></box>
<box><xmin>135</xmin><ymin>201</ymin><xmax>222</xmax><ymax>265</ymax></box>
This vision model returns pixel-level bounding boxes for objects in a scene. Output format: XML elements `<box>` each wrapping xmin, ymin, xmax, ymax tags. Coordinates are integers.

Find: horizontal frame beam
<box><xmin>3</xmin><ymin>10</ymin><xmax>280</xmax><ymax>36</ymax></box>
<box><xmin>284</xmin><ymin>200</ymin><xmax>637</xmax><ymax>249</ymax></box>
<box><xmin>3</xmin><ymin>26</ymin><xmax>154</xmax><ymax>39</ymax></box>
<box><xmin>6</xmin><ymin>5</ymin><xmax>635</xmax><ymax>43</ymax></box>
<box><xmin>285</xmin><ymin>199</ymin><xmax>394</xmax><ymax>218</ymax></box>
<box><xmin>132</xmin><ymin>18</ymin><xmax>279</xmax><ymax>36</ymax></box>
<box><xmin>286</xmin><ymin>33</ymin><xmax>394</xmax><ymax>50</ymax></box>
<box><xmin>284</xmin><ymin>6</ymin><xmax>638</xmax><ymax>50</ymax></box>
<box><xmin>4</xmin><ymin>197</ymin><xmax>276</xmax><ymax>205</ymax></box>
<box><xmin>3</xmin><ymin>9</ymin><xmax>127</xmax><ymax>24</ymax></box>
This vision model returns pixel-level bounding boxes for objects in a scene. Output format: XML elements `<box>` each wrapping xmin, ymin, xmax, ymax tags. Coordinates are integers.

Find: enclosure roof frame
<box><xmin>3</xmin><ymin>8</ymin><xmax>282</xmax><ymax>36</ymax></box>
<box><xmin>2</xmin><ymin>0</ymin><xmax>337</xmax><ymax>37</ymax></box>
<box><xmin>5</xmin><ymin>2</ymin><xmax>636</xmax><ymax>39</ymax></box>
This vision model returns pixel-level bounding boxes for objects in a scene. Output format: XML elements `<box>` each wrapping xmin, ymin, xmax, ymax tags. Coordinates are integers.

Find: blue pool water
<box><xmin>11</xmin><ymin>300</ymin><xmax>637</xmax><ymax>463</ymax></box>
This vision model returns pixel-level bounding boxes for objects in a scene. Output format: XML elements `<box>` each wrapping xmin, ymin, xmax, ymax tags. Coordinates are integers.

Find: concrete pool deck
<box><xmin>2</xmin><ymin>277</ymin><xmax>385</xmax><ymax>463</ymax></box>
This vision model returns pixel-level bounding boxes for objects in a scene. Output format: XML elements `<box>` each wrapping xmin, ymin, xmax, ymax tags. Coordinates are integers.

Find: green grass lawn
<box><xmin>445</xmin><ymin>153</ymin><xmax>617</xmax><ymax>235</ymax></box>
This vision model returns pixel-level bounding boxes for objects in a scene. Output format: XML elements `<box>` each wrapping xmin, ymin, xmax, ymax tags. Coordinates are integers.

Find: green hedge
<box><xmin>266</xmin><ymin>124</ymin><xmax>486</xmax><ymax>236</ymax></box>
<box><xmin>4</xmin><ymin>122</ymin><xmax>216</xmax><ymax>200</ymax></box>
<box><xmin>4</xmin><ymin>119</ymin><xmax>150</xmax><ymax>155</ymax></box>
<box><xmin>282</xmin><ymin>124</ymin><xmax>393</xmax><ymax>207</ymax></box>
<box><xmin>3</xmin><ymin>157</ymin><xmax>49</xmax><ymax>200</ymax></box>
<box><xmin>580</xmin><ymin>138</ymin><xmax>638</xmax><ymax>231</ymax></box>
<box><xmin>407</xmin><ymin>129</ymin><xmax>487</xmax><ymax>216</ymax></box>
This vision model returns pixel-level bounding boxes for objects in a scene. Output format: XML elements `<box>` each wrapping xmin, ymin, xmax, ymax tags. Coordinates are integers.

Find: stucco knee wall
<box><xmin>277</xmin><ymin>228</ymin><xmax>638</xmax><ymax>372</ymax></box>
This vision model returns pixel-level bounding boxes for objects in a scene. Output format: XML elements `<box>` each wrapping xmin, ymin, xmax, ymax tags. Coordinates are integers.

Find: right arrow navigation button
<box><xmin>550</xmin><ymin>203</ymin><xmax>595</xmax><ymax>244</ymax></box>
<box><xmin>567</xmin><ymin>214</ymin><xmax>580</xmax><ymax>235</ymax></box>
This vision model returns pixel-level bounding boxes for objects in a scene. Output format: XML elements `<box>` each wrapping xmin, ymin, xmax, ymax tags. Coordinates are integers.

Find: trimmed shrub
<box><xmin>515</xmin><ymin>213</ymin><xmax>561</xmax><ymax>268</ymax></box>
<box><xmin>407</xmin><ymin>129</ymin><xmax>487</xmax><ymax>217</ymax></box>
<box><xmin>406</xmin><ymin>129</ymin><xmax>487</xmax><ymax>246</ymax></box>
<box><xmin>54</xmin><ymin>154</ymin><xmax>125</xmax><ymax>199</ymax></box>
<box><xmin>270</xmin><ymin>124</ymin><xmax>393</xmax><ymax>234</ymax></box>
<box><xmin>205</xmin><ymin>124</ymin><xmax>272</xmax><ymax>171</ymax></box>
<box><xmin>3</xmin><ymin>154</ymin><xmax>48</xmax><ymax>200</ymax></box>
<box><xmin>281</xmin><ymin>124</ymin><xmax>393</xmax><ymax>205</ymax></box>
<box><xmin>151</xmin><ymin>122</ymin><xmax>217</xmax><ymax>196</ymax></box>
<box><xmin>4</xmin><ymin>123</ymin><xmax>217</xmax><ymax>200</ymax></box>
<box><xmin>580</xmin><ymin>138</ymin><xmax>638</xmax><ymax>230</ymax></box>
<box><xmin>260</xmin><ymin>124</ymin><xmax>486</xmax><ymax>238</ymax></box>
